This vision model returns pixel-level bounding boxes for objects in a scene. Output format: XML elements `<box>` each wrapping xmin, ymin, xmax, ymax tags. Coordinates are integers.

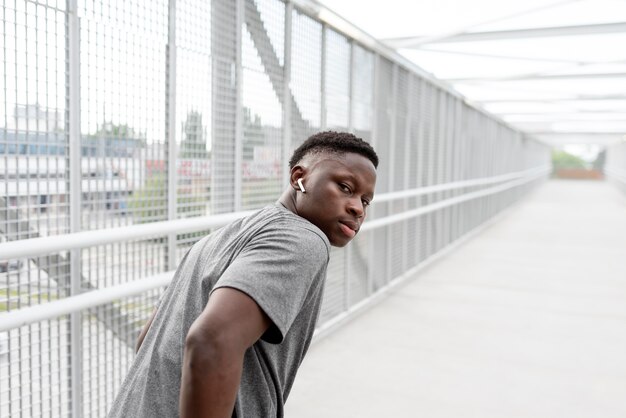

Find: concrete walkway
<box><xmin>286</xmin><ymin>180</ymin><xmax>626</xmax><ymax>418</ymax></box>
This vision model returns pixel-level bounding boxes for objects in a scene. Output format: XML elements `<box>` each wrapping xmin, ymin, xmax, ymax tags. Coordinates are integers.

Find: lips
<box><xmin>338</xmin><ymin>220</ymin><xmax>359</xmax><ymax>239</ymax></box>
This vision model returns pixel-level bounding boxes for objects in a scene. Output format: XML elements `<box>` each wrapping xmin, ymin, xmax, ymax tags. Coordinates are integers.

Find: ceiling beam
<box><xmin>529</xmin><ymin>134</ymin><xmax>623</xmax><ymax>146</ymax></box>
<box><xmin>447</xmin><ymin>72</ymin><xmax>626</xmax><ymax>82</ymax></box>
<box><xmin>526</xmin><ymin>131</ymin><xmax>626</xmax><ymax>135</ymax></box>
<box><xmin>419</xmin><ymin>47</ymin><xmax>585</xmax><ymax>64</ymax></box>
<box><xmin>506</xmin><ymin>116</ymin><xmax>626</xmax><ymax>122</ymax></box>
<box><xmin>475</xmin><ymin>95</ymin><xmax>626</xmax><ymax>103</ymax></box>
<box><xmin>383</xmin><ymin>22</ymin><xmax>626</xmax><ymax>48</ymax></box>
<box><xmin>499</xmin><ymin>110</ymin><xmax>626</xmax><ymax>115</ymax></box>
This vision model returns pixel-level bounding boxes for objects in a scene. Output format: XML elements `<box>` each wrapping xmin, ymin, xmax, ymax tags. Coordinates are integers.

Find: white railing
<box><xmin>0</xmin><ymin>166</ymin><xmax>550</xmax><ymax>332</ymax></box>
<box><xmin>0</xmin><ymin>166</ymin><xmax>547</xmax><ymax>260</ymax></box>
<box><xmin>604</xmin><ymin>166</ymin><xmax>626</xmax><ymax>184</ymax></box>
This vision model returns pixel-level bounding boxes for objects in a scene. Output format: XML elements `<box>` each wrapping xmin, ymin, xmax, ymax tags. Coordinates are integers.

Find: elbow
<box><xmin>184</xmin><ymin>330</ymin><xmax>212</xmax><ymax>369</ymax></box>
<box><xmin>183</xmin><ymin>327</ymin><xmax>238</xmax><ymax>373</ymax></box>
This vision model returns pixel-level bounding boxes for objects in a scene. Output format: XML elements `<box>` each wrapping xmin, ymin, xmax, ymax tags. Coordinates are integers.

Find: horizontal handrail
<box><xmin>373</xmin><ymin>166</ymin><xmax>549</xmax><ymax>203</ymax></box>
<box><xmin>0</xmin><ymin>273</ymin><xmax>173</xmax><ymax>332</ymax></box>
<box><xmin>362</xmin><ymin>167</ymin><xmax>549</xmax><ymax>230</ymax></box>
<box><xmin>0</xmin><ymin>166</ymin><xmax>550</xmax><ymax>261</ymax></box>
<box><xmin>604</xmin><ymin>166</ymin><xmax>626</xmax><ymax>184</ymax></box>
<box><xmin>0</xmin><ymin>210</ymin><xmax>254</xmax><ymax>261</ymax></box>
<box><xmin>0</xmin><ymin>167</ymin><xmax>549</xmax><ymax>332</ymax></box>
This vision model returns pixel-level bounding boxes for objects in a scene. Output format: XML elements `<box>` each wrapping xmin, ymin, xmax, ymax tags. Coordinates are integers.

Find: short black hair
<box><xmin>289</xmin><ymin>131</ymin><xmax>379</xmax><ymax>169</ymax></box>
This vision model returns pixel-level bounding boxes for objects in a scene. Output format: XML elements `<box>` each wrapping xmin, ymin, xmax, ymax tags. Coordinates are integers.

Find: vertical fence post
<box><xmin>282</xmin><ymin>2</ymin><xmax>293</xmax><ymax>187</ymax></box>
<box><xmin>436</xmin><ymin>90</ymin><xmax>445</xmax><ymax>252</ymax></box>
<box><xmin>367</xmin><ymin>54</ymin><xmax>379</xmax><ymax>295</ymax></box>
<box><xmin>386</xmin><ymin>64</ymin><xmax>398</xmax><ymax>284</ymax></box>
<box><xmin>67</xmin><ymin>0</ymin><xmax>82</xmax><ymax>415</ymax></box>
<box><xmin>403</xmin><ymin>74</ymin><xmax>413</xmax><ymax>272</ymax></box>
<box><xmin>348</xmin><ymin>40</ymin><xmax>355</xmax><ymax>134</ymax></box>
<box><xmin>234</xmin><ymin>0</ymin><xmax>244</xmax><ymax>211</ymax></box>
<box><xmin>211</xmin><ymin>0</ymin><xmax>238</xmax><ymax>214</ymax></box>
<box><xmin>320</xmin><ymin>24</ymin><xmax>327</xmax><ymax>130</ymax></box>
<box><xmin>415</xmin><ymin>77</ymin><xmax>424</xmax><ymax>264</ymax></box>
<box><xmin>166</xmin><ymin>0</ymin><xmax>178</xmax><ymax>270</ymax></box>
<box><xmin>344</xmin><ymin>40</ymin><xmax>355</xmax><ymax>311</ymax></box>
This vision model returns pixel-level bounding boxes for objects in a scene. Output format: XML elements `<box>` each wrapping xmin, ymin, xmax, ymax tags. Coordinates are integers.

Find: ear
<box><xmin>289</xmin><ymin>165</ymin><xmax>306</xmax><ymax>191</ymax></box>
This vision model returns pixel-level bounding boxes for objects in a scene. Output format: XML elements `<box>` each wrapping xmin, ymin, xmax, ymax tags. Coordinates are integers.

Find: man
<box><xmin>108</xmin><ymin>131</ymin><xmax>378</xmax><ymax>417</ymax></box>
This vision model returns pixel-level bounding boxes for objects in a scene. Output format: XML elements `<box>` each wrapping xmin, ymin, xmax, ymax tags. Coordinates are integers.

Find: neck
<box><xmin>277</xmin><ymin>188</ymin><xmax>298</xmax><ymax>215</ymax></box>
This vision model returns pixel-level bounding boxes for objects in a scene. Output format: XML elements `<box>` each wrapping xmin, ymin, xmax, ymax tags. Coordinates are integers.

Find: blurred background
<box><xmin>0</xmin><ymin>0</ymin><xmax>624</xmax><ymax>417</ymax></box>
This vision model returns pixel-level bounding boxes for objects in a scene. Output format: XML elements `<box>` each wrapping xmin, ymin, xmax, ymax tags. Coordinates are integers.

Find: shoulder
<box><xmin>256</xmin><ymin>205</ymin><xmax>330</xmax><ymax>260</ymax></box>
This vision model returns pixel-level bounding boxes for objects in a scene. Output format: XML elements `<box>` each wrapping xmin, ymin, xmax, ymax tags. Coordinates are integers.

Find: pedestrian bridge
<box><xmin>1</xmin><ymin>0</ymin><xmax>626</xmax><ymax>416</ymax></box>
<box><xmin>287</xmin><ymin>179</ymin><xmax>626</xmax><ymax>418</ymax></box>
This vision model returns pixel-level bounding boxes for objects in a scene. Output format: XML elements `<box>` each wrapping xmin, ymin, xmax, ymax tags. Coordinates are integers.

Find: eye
<box><xmin>339</xmin><ymin>183</ymin><xmax>351</xmax><ymax>193</ymax></box>
<box><xmin>362</xmin><ymin>199</ymin><xmax>371</xmax><ymax>208</ymax></box>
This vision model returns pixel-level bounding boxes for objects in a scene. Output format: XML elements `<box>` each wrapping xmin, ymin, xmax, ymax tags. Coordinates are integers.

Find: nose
<box><xmin>347</xmin><ymin>197</ymin><xmax>364</xmax><ymax>219</ymax></box>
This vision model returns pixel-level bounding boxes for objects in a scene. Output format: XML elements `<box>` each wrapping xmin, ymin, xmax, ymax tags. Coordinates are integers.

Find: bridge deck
<box><xmin>286</xmin><ymin>180</ymin><xmax>626</xmax><ymax>418</ymax></box>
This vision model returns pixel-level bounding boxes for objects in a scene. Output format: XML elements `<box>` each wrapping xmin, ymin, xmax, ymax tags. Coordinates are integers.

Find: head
<box><xmin>281</xmin><ymin>131</ymin><xmax>378</xmax><ymax>247</ymax></box>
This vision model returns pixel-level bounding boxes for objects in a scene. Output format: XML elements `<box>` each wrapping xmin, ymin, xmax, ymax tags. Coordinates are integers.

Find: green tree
<box><xmin>128</xmin><ymin>174</ymin><xmax>167</xmax><ymax>223</ymax></box>
<box><xmin>552</xmin><ymin>150</ymin><xmax>587</xmax><ymax>170</ymax></box>
<box><xmin>128</xmin><ymin>173</ymin><xmax>206</xmax><ymax>223</ymax></box>
<box><xmin>180</xmin><ymin>111</ymin><xmax>209</xmax><ymax>159</ymax></box>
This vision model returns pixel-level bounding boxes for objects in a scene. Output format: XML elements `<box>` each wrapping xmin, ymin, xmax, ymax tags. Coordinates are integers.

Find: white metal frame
<box><xmin>0</xmin><ymin>166</ymin><xmax>550</xmax><ymax>332</ymax></box>
<box><xmin>0</xmin><ymin>1</ymin><xmax>552</xmax><ymax>416</ymax></box>
<box><xmin>68</xmin><ymin>1</ymin><xmax>83</xmax><ymax>415</ymax></box>
<box><xmin>605</xmin><ymin>167</ymin><xmax>626</xmax><ymax>184</ymax></box>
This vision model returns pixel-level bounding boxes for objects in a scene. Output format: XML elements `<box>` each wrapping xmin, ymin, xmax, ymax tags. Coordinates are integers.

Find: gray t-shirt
<box><xmin>108</xmin><ymin>204</ymin><xmax>330</xmax><ymax>418</ymax></box>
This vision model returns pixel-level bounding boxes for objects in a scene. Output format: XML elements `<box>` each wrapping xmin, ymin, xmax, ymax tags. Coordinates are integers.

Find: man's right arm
<box><xmin>179</xmin><ymin>287</ymin><xmax>272</xmax><ymax>418</ymax></box>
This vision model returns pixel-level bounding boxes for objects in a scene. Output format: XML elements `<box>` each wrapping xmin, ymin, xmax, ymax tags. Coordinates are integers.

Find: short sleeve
<box><xmin>212</xmin><ymin>222</ymin><xmax>329</xmax><ymax>344</ymax></box>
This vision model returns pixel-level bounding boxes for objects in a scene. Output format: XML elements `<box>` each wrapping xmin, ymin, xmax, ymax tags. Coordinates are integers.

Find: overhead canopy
<box><xmin>319</xmin><ymin>0</ymin><xmax>626</xmax><ymax>148</ymax></box>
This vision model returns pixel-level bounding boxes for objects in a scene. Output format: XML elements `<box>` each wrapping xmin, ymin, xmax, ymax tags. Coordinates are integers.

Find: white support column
<box><xmin>320</xmin><ymin>23</ymin><xmax>327</xmax><ymax>130</ymax></box>
<box><xmin>234</xmin><ymin>0</ymin><xmax>244</xmax><ymax>211</ymax></box>
<box><xmin>388</xmin><ymin>65</ymin><xmax>398</xmax><ymax>192</ymax></box>
<box><xmin>402</xmin><ymin>74</ymin><xmax>413</xmax><ymax>272</ymax></box>
<box><xmin>415</xmin><ymin>77</ymin><xmax>425</xmax><ymax>264</ymax></box>
<box><xmin>282</xmin><ymin>1</ymin><xmax>293</xmax><ymax>187</ymax></box>
<box><xmin>370</xmin><ymin>55</ymin><xmax>379</xmax><ymax>153</ymax></box>
<box><xmin>211</xmin><ymin>0</ymin><xmax>239</xmax><ymax>214</ymax></box>
<box><xmin>344</xmin><ymin>39</ymin><xmax>355</xmax><ymax>310</ymax></box>
<box><xmin>453</xmin><ymin>99</ymin><xmax>463</xmax><ymax>241</ymax></box>
<box><xmin>67</xmin><ymin>0</ymin><xmax>82</xmax><ymax>416</ymax></box>
<box><xmin>436</xmin><ymin>89</ymin><xmax>446</xmax><ymax>252</ymax></box>
<box><xmin>367</xmin><ymin>54</ymin><xmax>379</xmax><ymax>295</ymax></box>
<box><xmin>344</xmin><ymin>244</ymin><xmax>352</xmax><ymax>311</ymax></box>
<box><xmin>444</xmin><ymin>93</ymin><xmax>453</xmax><ymax>247</ymax></box>
<box><xmin>386</xmin><ymin>64</ymin><xmax>398</xmax><ymax>284</ymax></box>
<box><xmin>166</xmin><ymin>0</ymin><xmax>178</xmax><ymax>270</ymax></box>
<box><xmin>347</xmin><ymin>40</ymin><xmax>355</xmax><ymax>133</ymax></box>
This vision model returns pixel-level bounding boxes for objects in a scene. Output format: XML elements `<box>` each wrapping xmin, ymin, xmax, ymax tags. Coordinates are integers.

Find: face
<box><xmin>293</xmin><ymin>152</ymin><xmax>377</xmax><ymax>247</ymax></box>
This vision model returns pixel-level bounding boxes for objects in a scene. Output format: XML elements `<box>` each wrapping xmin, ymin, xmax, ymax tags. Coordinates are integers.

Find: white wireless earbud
<box><xmin>297</xmin><ymin>178</ymin><xmax>306</xmax><ymax>193</ymax></box>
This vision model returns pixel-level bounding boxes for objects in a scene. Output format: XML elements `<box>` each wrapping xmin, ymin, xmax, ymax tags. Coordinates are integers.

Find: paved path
<box><xmin>286</xmin><ymin>180</ymin><xmax>626</xmax><ymax>418</ymax></box>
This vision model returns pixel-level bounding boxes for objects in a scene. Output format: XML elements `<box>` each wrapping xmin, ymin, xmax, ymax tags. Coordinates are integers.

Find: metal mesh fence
<box><xmin>351</xmin><ymin>44</ymin><xmax>373</xmax><ymax>141</ymax></box>
<box><xmin>606</xmin><ymin>143</ymin><xmax>626</xmax><ymax>193</ymax></box>
<box><xmin>1</xmin><ymin>318</ymin><xmax>71</xmax><ymax>417</ymax></box>
<box><xmin>176</xmin><ymin>0</ymin><xmax>212</xmax><ymax>219</ymax></box>
<box><xmin>242</xmin><ymin>0</ymin><xmax>284</xmax><ymax>211</ymax></box>
<box><xmin>0</xmin><ymin>0</ymin><xmax>551</xmax><ymax>416</ymax></box>
<box><xmin>324</xmin><ymin>28</ymin><xmax>350</xmax><ymax>131</ymax></box>
<box><xmin>289</xmin><ymin>7</ymin><xmax>321</xmax><ymax>149</ymax></box>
